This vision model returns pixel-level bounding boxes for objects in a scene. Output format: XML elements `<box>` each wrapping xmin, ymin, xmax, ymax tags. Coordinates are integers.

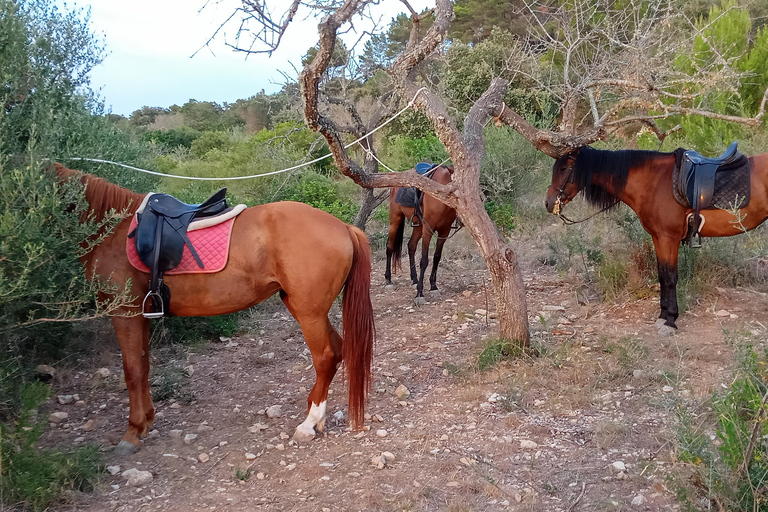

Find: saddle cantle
<box><xmin>128</xmin><ymin>188</ymin><xmax>239</xmax><ymax>318</ymax></box>
<box><xmin>672</xmin><ymin>142</ymin><xmax>751</xmax><ymax>247</ymax></box>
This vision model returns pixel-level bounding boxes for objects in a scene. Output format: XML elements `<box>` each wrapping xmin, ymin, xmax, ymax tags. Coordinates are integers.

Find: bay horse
<box><xmin>545</xmin><ymin>146</ymin><xmax>768</xmax><ymax>335</ymax></box>
<box><xmin>385</xmin><ymin>165</ymin><xmax>458</xmax><ymax>304</ymax></box>
<box><xmin>54</xmin><ymin>164</ymin><xmax>374</xmax><ymax>454</ymax></box>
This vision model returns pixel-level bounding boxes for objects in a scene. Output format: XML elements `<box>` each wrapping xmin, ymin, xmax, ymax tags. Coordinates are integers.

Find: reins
<box><xmin>557</xmin><ymin>200</ymin><xmax>620</xmax><ymax>225</ymax></box>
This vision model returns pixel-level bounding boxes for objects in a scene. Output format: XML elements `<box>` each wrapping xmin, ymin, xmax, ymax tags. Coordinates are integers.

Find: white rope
<box><xmin>63</xmin><ymin>87</ymin><xmax>428</xmax><ymax>181</ymax></box>
<box><xmin>358</xmin><ymin>142</ymin><xmax>452</xmax><ymax>175</ymax></box>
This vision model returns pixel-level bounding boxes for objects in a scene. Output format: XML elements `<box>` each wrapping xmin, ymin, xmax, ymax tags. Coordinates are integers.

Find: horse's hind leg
<box><xmin>111</xmin><ymin>315</ymin><xmax>154</xmax><ymax>455</ymax></box>
<box><xmin>385</xmin><ymin>211</ymin><xmax>404</xmax><ymax>285</ymax></box>
<box><xmin>282</xmin><ymin>296</ymin><xmax>342</xmax><ymax>441</ymax></box>
<box><xmin>407</xmin><ymin>226</ymin><xmax>422</xmax><ymax>285</ymax></box>
<box><xmin>415</xmin><ymin>230</ymin><xmax>434</xmax><ymax>303</ymax></box>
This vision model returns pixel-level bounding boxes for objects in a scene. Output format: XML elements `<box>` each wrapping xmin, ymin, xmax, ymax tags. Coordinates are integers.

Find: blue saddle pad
<box><xmin>415</xmin><ymin>162</ymin><xmax>434</xmax><ymax>175</ymax></box>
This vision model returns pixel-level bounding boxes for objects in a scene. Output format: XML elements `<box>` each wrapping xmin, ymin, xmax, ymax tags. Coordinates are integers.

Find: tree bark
<box><xmin>300</xmin><ymin>0</ymin><xmax>530</xmax><ymax>346</ymax></box>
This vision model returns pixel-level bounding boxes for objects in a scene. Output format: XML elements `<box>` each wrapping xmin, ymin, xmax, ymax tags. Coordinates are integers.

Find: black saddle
<box><xmin>675</xmin><ymin>141</ymin><xmax>748</xmax><ymax>247</ymax></box>
<box><xmin>129</xmin><ymin>188</ymin><xmax>228</xmax><ymax>318</ymax></box>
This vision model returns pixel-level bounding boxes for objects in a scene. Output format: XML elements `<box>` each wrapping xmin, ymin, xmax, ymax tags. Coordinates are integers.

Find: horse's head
<box><xmin>545</xmin><ymin>150</ymin><xmax>580</xmax><ymax>215</ymax></box>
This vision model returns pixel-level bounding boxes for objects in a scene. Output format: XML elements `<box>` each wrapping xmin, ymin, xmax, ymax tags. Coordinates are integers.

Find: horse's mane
<box><xmin>574</xmin><ymin>147</ymin><xmax>668</xmax><ymax>210</ymax></box>
<box><xmin>54</xmin><ymin>164</ymin><xmax>145</xmax><ymax>221</ymax></box>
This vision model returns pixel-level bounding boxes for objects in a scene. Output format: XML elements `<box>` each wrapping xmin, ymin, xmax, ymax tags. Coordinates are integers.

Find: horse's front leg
<box><xmin>429</xmin><ymin>229</ymin><xmax>449</xmax><ymax>292</ymax></box>
<box><xmin>652</xmin><ymin>235</ymin><xmax>680</xmax><ymax>336</ymax></box>
<box><xmin>111</xmin><ymin>315</ymin><xmax>154</xmax><ymax>454</ymax></box>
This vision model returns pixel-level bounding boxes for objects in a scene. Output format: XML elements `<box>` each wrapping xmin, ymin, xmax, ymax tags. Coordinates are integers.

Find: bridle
<box><xmin>552</xmin><ymin>165</ymin><xmax>576</xmax><ymax>216</ymax></box>
<box><xmin>552</xmin><ymin>163</ymin><xmax>619</xmax><ymax>225</ymax></box>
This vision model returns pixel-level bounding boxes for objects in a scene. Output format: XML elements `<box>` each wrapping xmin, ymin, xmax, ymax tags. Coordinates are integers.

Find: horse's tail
<box><xmin>392</xmin><ymin>215</ymin><xmax>405</xmax><ymax>273</ymax></box>
<box><xmin>342</xmin><ymin>225</ymin><xmax>375</xmax><ymax>430</ymax></box>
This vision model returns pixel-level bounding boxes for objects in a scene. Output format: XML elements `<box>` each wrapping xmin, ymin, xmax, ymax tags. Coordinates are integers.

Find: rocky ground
<box><xmin>40</xmin><ymin>228</ymin><xmax>768</xmax><ymax>512</ymax></box>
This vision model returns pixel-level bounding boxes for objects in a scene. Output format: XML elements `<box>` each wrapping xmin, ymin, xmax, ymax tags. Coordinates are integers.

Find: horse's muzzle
<box><xmin>544</xmin><ymin>188</ymin><xmax>559</xmax><ymax>214</ymax></box>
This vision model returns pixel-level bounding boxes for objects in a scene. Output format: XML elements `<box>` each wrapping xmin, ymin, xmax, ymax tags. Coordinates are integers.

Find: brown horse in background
<box><xmin>545</xmin><ymin>147</ymin><xmax>768</xmax><ymax>336</ymax></box>
<box><xmin>55</xmin><ymin>164</ymin><xmax>374</xmax><ymax>454</ymax></box>
<box><xmin>385</xmin><ymin>165</ymin><xmax>458</xmax><ymax>303</ymax></box>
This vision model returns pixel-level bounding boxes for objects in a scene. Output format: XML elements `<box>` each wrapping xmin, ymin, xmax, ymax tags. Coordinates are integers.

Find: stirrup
<box><xmin>142</xmin><ymin>290</ymin><xmax>165</xmax><ymax>318</ymax></box>
<box><xmin>690</xmin><ymin>232</ymin><xmax>702</xmax><ymax>249</ymax></box>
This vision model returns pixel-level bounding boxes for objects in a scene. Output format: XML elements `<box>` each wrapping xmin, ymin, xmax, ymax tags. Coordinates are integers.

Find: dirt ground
<box><xmin>41</xmin><ymin>227</ymin><xmax>768</xmax><ymax>512</ymax></box>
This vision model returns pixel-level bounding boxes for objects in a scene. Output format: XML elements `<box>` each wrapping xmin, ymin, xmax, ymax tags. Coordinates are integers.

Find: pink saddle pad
<box><xmin>126</xmin><ymin>214</ymin><xmax>236</xmax><ymax>275</ymax></box>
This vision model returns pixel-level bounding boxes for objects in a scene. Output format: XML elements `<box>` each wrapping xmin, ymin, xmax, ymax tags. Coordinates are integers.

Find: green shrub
<box><xmin>676</xmin><ymin>343</ymin><xmax>768</xmax><ymax>511</ymax></box>
<box><xmin>280</xmin><ymin>173</ymin><xmax>357</xmax><ymax>222</ymax></box>
<box><xmin>1</xmin><ymin>382</ymin><xmax>103</xmax><ymax>511</ymax></box>
<box><xmin>190</xmin><ymin>131</ymin><xmax>233</xmax><ymax>158</ymax></box>
<box><xmin>477</xmin><ymin>338</ymin><xmax>525</xmax><ymax>369</ymax></box>
<box><xmin>484</xmin><ymin>201</ymin><xmax>517</xmax><ymax>234</ymax></box>
<box><xmin>151</xmin><ymin>314</ymin><xmax>240</xmax><ymax>346</ymax></box>
<box><xmin>141</xmin><ymin>127</ymin><xmax>201</xmax><ymax>150</ymax></box>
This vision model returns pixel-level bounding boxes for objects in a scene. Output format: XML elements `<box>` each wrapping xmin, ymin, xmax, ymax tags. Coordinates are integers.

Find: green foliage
<box><xmin>281</xmin><ymin>173</ymin><xmax>357</xmax><ymax>222</ymax></box>
<box><xmin>1</xmin><ymin>382</ymin><xmax>103</xmax><ymax>511</ymax></box>
<box><xmin>129</xmin><ymin>106</ymin><xmax>168</xmax><ymax>127</ymax></box>
<box><xmin>676</xmin><ymin>343</ymin><xmax>768</xmax><ymax>511</ymax></box>
<box><xmin>191</xmin><ymin>130</ymin><xmax>233</xmax><ymax>158</ymax></box>
<box><xmin>140</xmin><ymin>127</ymin><xmax>201</xmax><ymax>150</ymax></box>
<box><xmin>477</xmin><ymin>338</ymin><xmax>525</xmax><ymax>369</ymax></box>
<box><xmin>152</xmin><ymin>314</ymin><xmax>239</xmax><ymax>346</ymax></box>
<box><xmin>672</xmin><ymin>1</ymin><xmax>768</xmax><ymax>152</ymax></box>
<box><xmin>451</xmin><ymin>0</ymin><xmax>528</xmax><ymax>43</ymax></box>
<box><xmin>383</xmin><ymin>134</ymin><xmax>449</xmax><ymax>171</ymax></box>
<box><xmin>484</xmin><ymin>201</ymin><xmax>517</xmax><ymax>234</ymax></box>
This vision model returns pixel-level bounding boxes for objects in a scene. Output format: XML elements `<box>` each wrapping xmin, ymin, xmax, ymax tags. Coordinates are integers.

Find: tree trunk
<box><xmin>453</xmin><ymin>177</ymin><xmax>530</xmax><ymax>345</ymax></box>
<box><xmin>353</xmin><ymin>188</ymin><xmax>386</xmax><ymax>230</ymax></box>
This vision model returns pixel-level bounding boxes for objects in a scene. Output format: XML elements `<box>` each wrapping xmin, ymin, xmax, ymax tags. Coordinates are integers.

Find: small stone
<box><xmin>631</xmin><ymin>494</ymin><xmax>646</xmax><ymax>505</ymax></box>
<box><xmin>36</xmin><ymin>364</ymin><xmax>56</xmax><ymax>379</ymax></box>
<box><xmin>333</xmin><ymin>410</ymin><xmax>344</xmax><ymax>421</ymax></box>
<box><xmin>245</xmin><ymin>453</ymin><xmax>257</xmax><ymax>461</ymax></box>
<box><xmin>382</xmin><ymin>451</ymin><xmax>395</xmax><ymax>463</ymax></box>
<box><xmin>261</xmin><ymin>352</ymin><xmax>275</xmax><ymax>359</ymax></box>
<box><xmin>371</xmin><ymin>455</ymin><xmax>386</xmax><ymax>469</ymax></box>
<box><xmin>107</xmin><ymin>465</ymin><xmax>121</xmax><ymax>475</ymax></box>
<box><xmin>184</xmin><ymin>434</ymin><xmax>198</xmax><ymax>445</ymax></box>
<box><xmin>612</xmin><ymin>461</ymin><xmax>626</xmax><ymax>472</ymax></box>
<box><xmin>256</xmin><ymin>472</ymin><xmax>265</xmax><ymax>480</ymax></box>
<box><xmin>373</xmin><ymin>414</ymin><xmax>383</xmax><ymax>422</ymax></box>
<box><xmin>662</xmin><ymin>385</ymin><xmax>674</xmax><ymax>393</ymax></box>
<box><xmin>169</xmin><ymin>429</ymin><xmax>183</xmax><ymax>438</ymax></box>
<box><xmin>474</xmin><ymin>309</ymin><xmax>487</xmax><ymax>316</ymax></box>
<box><xmin>198</xmin><ymin>453</ymin><xmax>210</xmax><ymax>463</ymax></box>
<box><xmin>520</xmin><ymin>440</ymin><xmax>538</xmax><ymax>450</ymax></box>
<box><xmin>121</xmin><ymin>468</ymin><xmax>139</xmax><ymax>478</ymax></box>
<box><xmin>616</xmin><ymin>471</ymin><xmax>627</xmax><ymax>480</ymax></box>
<box><xmin>395</xmin><ymin>385</ymin><xmax>410</xmax><ymax>399</ymax></box>
<box><xmin>440</xmin><ymin>434</ymin><xmax>449</xmax><ymax>441</ymax></box>
<box><xmin>276</xmin><ymin>443</ymin><xmax>285</xmax><ymax>450</ymax></box>
<box><xmin>219</xmin><ymin>441</ymin><xmax>228</xmax><ymax>447</ymax></box>
<box><xmin>74</xmin><ymin>436</ymin><xmax>85</xmax><ymax>443</ymax></box>
<box><xmin>184</xmin><ymin>365</ymin><xmax>194</xmax><ymax>376</ymax></box>
<box><xmin>170</xmin><ymin>403</ymin><xmax>181</xmax><ymax>409</ymax></box>
<box><xmin>286</xmin><ymin>463</ymin><xmax>296</xmax><ymax>471</ymax></box>
<box><xmin>542</xmin><ymin>305</ymin><xmax>566</xmax><ymax>311</ymax></box>
<box><xmin>48</xmin><ymin>412</ymin><xmax>68</xmax><ymax>423</ymax></box>
<box><xmin>376</xmin><ymin>429</ymin><xmax>388</xmax><ymax>438</ymax></box>
<box><xmin>197</xmin><ymin>424</ymin><xmax>214</xmax><ymax>433</ymax></box>
<box><xmin>94</xmin><ymin>368</ymin><xmax>111</xmax><ymax>380</ymax></box>
<box><xmin>75</xmin><ymin>400</ymin><xmax>85</xmax><ymax>406</ymax></box>
<box><xmin>279</xmin><ymin>432</ymin><xmax>290</xmax><ymax>440</ymax></box>
<box><xmin>249</xmin><ymin>423</ymin><xmax>269</xmax><ymax>432</ymax></box>
<box><xmin>632</xmin><ymin>370</ymin><xmax>644</xmax><ymax>379</ymax></box>
<box><xmin>127</xmin><ymin>470</ymin><xmax>153</xmax><ymax>487</ymax></box>
<box><xmin>266</xmin><ymin>405</ymin><xmax>282</xmax><ymax>418</ymax></box>
<box><xmin>462</xmin><ymin>290</ymin><xmax>472</xmax><ymax>297</ymax></box>
<box><xmin>233</xmin><ymin>407</ymin><xmax>240</xmax><ymax>414</ymax></box>
<box><xmin>584</xmin><ymin>326</ymin><xmax>595</xmax><ymax>334</ymax></box>
<box><xmin>82</xmin><ymin>419</ymin><xmax>96</xmax><ymax>431</ymax></box>
<box><xmin>446</xmin><ymin>481</ymin><xmax>460</xmax><ymax>487</ymax></box>
<box><xmin>715</xmin><ymin>309</ymin><xmax>730</xmax><ymax>317</ymax></box>
<box><xmin>57</xmin><ymin>395</ymin><xmax>74</xmax><ymax>405</ymax></box>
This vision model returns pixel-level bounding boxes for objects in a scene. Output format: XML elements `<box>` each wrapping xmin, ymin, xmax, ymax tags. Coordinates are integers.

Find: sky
<box><xmin>81</xmin><ymin>1</ymin><xmax>431</xmax><ymax>116</ymax></box>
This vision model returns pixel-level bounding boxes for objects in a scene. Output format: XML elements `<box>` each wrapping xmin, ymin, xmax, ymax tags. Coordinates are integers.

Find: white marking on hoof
<box><xmin>655</xmin><ymin>318</ymin><xmax>666</xmax><ymax>328</ymax></box>
<box><xmin>414</xmin><ymin>296</ymin><xmax>427</xmax><ymax>306</ymax></box>
<box><xmin>114</xmin><ymin>440</ymin><xmax>140</xmax><ymax>455</ymax></box>
<box><xmin>294</xmin><ymin>401</ymin><xmax>326</xmax><ymax>441</ymax></box>
<box><xmin>657</xmin><ymin>325</ymin><xmax>676</xmax><ymax>337</ymax></box>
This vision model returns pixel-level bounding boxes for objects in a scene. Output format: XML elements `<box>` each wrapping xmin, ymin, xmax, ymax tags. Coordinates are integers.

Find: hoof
<box><xmin>292</xmin><ymin>426</ymin><xmax>316</xmax><ymax>443</ymax></box>
<box><xmin>385</xmin><ymin>284</ymin><xmax>394</xmax><ymax>291</ymax></box>
<box><xmin>114</xmin><ymin>440</ymin><xmax>140</xmax><ymax>455</ymax></box>
<box><xmin>413</xmin><ymin>296</ymin><xmax>427</xmax><ymax>306</ymax></box>
<box><xmin>657</xmin><ymin>325</ymin><xmax>676</xmax><ymax>337</ymax></box>
<box><xmin>654</xmin><ymin>318</ymin><xmax>667</xmax><ymax>328</ymax></box>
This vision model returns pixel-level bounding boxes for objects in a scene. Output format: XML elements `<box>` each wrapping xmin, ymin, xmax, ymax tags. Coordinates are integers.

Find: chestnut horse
<box><xmin>545</xmin><ymin>147</ymin><xmax>768</xmax><ymax>335</ymax></box>
<box><xmin>385</xmin><ymin>166</ymin><xmax>457</xmax><ymax>303</ymax></box>
<box><xmin>55</xmin><ymin>165</ymin><xmax>374</xmax><ymax>454</ymax></box>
